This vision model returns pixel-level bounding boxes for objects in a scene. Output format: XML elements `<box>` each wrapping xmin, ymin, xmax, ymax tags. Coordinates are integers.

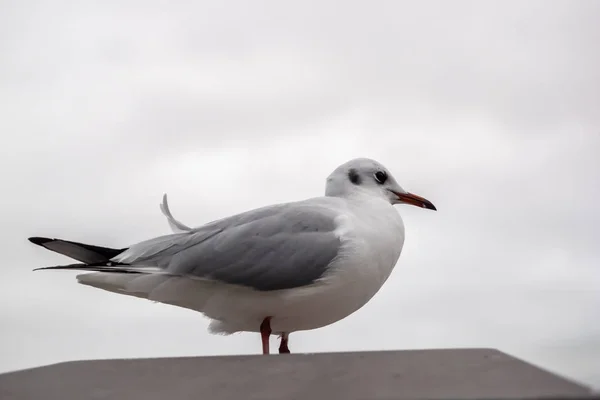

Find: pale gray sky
<box><xmin>1</xmin><ymin>0</ymin><xmax>599</xmax><ymax>389</ymax></box>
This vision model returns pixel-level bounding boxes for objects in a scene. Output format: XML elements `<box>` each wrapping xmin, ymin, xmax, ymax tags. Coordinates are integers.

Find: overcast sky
<box><xmin>1</xmin><ymin>0</ymin><xmax>599</xmax><ymax>389</ymax></box>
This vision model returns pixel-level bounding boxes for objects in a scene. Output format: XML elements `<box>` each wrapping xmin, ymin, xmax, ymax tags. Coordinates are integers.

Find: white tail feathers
<box><xmin>159</xmin><ymin>193</ymin><xmax>193</xmax><ymax>233</ymax></box>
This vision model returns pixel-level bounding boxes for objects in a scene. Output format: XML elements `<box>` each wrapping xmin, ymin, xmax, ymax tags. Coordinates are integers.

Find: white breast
<box><xmin>328</xmin><ymin>197</ymin><xmax>405</xmax><ymax>305</ymax></box>
<box><xmin>264</xmin><ymin>196</ymin><xmax>406</xmax><ymax>334</ymax></box>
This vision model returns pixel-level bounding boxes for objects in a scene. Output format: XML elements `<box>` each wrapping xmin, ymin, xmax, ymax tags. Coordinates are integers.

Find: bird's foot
<box><xmin>260</xmin><ymin>317</ymin><xmax>272</xmax><ymax>355</ymax></box>
<box><xmin>278</xmin><ymin>332</ymin><xmax>290</xmax><ymax>354</ymax></box>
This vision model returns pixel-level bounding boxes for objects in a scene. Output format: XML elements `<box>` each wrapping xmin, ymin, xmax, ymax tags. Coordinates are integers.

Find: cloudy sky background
<box><xmin>1</xmin><ymin>0</ymin><xmax>599</xmax><ymax>389</ymax></box>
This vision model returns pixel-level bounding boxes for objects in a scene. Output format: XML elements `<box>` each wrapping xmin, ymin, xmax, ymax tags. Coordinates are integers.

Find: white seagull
<box><xmin>29</xmin><ymin>158</ymin><xmax>436</xmax><ymax>354</ymax></box>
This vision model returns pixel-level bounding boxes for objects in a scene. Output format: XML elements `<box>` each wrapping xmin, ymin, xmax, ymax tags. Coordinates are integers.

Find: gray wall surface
<box><xmin>0</xmin><ymin>349</ymin><xmax>598</xmax><ymax>400</ymax></box>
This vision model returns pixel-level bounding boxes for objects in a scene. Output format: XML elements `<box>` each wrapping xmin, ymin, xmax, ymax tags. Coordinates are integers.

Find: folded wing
<box><xmin>112</xmin><ymin>201</ymin><xmax>342</xmax><ymax>291</ymax></box>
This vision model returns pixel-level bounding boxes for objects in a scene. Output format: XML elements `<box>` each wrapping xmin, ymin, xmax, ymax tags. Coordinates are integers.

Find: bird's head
<box><xmin>325</xmin><ymin>158</ymin><xmax>436</xmax><ymax>210</ymax></box>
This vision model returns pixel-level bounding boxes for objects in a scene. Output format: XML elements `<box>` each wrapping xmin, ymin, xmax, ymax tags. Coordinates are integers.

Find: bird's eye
<box><xmin>374</xmin><ymin>170</ymin><xmax>388</xmax><ymax>184</ymax></box>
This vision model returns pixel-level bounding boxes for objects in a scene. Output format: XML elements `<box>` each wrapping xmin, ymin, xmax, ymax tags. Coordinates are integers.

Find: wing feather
<box><xmin>113</xmin><ymin>200</ymin><xmax>343</xmax><ymax>291</ymax></box>
<box><xmin>159</xmin><ymin>193</ymin><xmax>193</xmax><ymax>233</ymax></box>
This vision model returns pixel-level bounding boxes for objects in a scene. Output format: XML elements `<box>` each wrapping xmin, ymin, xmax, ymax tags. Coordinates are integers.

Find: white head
<box><xmin>325</xmin><ymin>158</ymin><xmax>436</xmax><ymax>210</ymax></box>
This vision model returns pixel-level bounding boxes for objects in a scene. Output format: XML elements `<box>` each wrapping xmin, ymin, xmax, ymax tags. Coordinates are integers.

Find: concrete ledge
<box><xmin>0</xmin><ymin>348</ymin><xmax>597</xmax><ymax>400</ymax></box>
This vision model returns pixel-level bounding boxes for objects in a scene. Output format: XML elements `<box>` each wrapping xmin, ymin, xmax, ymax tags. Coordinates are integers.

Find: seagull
<box><xmin>28</xmin><ymin>158</ymin><xmax>436</xmax><ymax>354</ymax></box>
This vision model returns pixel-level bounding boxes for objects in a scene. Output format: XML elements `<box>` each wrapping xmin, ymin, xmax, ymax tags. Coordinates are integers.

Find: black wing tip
<box><xmin>32</xmin><ymin>263</ymin><xmax>83</xmax><ymax>272</ymax></box>
<box><xmin>32</xmin><ymin>261</ymin><xmax>136</xmax><ymax>273</ymax></box>
<box><xmin>28</xmin><ymin>237</ymin><xmax>53</xmax><ymax>246</ymax></box>
<box><xmin>32</xmin><ymin>265</ymin><xmax>85</xmax><ymax>272</ymax></box>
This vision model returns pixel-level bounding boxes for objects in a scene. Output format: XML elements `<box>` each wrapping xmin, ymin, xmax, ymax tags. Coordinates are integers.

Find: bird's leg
<box><xmin>260</xmin><ymin>317</ymin><xmax>272</xmax><ymax>355</ymax></box>
<box><xmin>278</xmin><ymin>332</ymin><xmax>290</xmax><ymax>354</ymax></box>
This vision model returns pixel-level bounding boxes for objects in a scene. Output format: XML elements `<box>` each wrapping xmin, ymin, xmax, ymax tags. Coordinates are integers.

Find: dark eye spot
<box><xmin>348</xmin><ymin>168</ymin><xmax>361</xmax><ymax>184</ymax></box>
<box><xmin>374</xmin><ymin>170</ymin><xmax>388</xmax><ymax>184</ymax></box>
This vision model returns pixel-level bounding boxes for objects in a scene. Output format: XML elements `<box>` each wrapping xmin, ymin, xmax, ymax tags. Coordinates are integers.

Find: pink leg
<box><xmin>260</xmin><ymin>317</ymin><xmax>272</xmax><ymax>355</ymax></box>
<box><xmin>278</xmin><ymin>333</ymin><xmax>290</xmax><ymax>354</ymax></box>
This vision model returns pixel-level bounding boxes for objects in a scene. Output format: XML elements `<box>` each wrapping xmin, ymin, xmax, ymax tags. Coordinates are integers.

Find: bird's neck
<box><xmin>335</xmin><ymin>189</ymin><xmax>389</xmax><ymax>211</ymax></box>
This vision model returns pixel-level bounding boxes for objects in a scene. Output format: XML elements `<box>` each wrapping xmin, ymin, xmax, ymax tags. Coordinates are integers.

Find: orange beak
<box><xmin>391</xmin><ymin>191</ymin><xmax>437</xmax><ymax>210</ymax></box>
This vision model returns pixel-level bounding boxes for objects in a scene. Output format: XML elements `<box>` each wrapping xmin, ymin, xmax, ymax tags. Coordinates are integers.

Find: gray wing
<box><xmin>113</xmin><ymin>200</ymin><xmax>342</xmax><ymax>291</ymax></box>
